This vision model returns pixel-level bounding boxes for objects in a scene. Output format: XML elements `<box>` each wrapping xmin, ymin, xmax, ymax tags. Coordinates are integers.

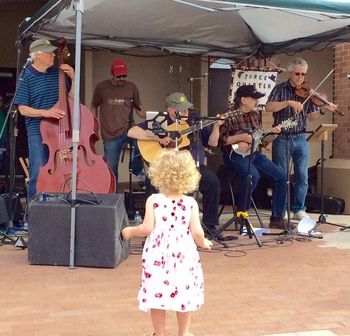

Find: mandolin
<box><xmin>138</xmin><ymin>107</ymin><xmax>242</xmax><ymax>163</ymax></box>
<box><xmin>231</xmin><ymin>117</ymin><xmax>298</xmax><ymax>158</ymax></box>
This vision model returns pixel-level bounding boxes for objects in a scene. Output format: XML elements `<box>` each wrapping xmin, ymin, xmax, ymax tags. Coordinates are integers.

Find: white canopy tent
<box><xmin>19</xmin><ymin>0</ymin><xmax>350</xmax><ymax>58</ymax></box>
<box><xmin>17</xmin><ymin>0</ymin><xmax>350</xmax><ymax>266</ymax></box>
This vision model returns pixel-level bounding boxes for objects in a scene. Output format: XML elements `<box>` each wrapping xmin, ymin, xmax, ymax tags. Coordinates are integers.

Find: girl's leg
<box><xmin>176</xmin><ymin>311</ymin><xmax>191</xmax><ymax>336</ymax></box>
<box><xmin>150</xmin><ymin>309</ymin><xmax>166</xmax><ymax>336</ymax></box>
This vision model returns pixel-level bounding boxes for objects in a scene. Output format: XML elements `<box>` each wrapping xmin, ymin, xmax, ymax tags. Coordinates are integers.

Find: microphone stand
<box><xmin>188</xmin><ymin>73</ymin><xmax>207</xmax><ymax>103</ymax></box>
<box><xmin>120</xmin><ymin>115</ymin><xmax>135</xmax><ymax>218</ymax></box>
<box><xmin>0</xmin><ymin>45</ymin><xmax>30</xmax><ymax>249</ymax></box>
<box><xmin>121</xmin><ymin>102</ymin><xmax>145</xmax><ymax>219</ymax></box>
<box><xmin>189</xmin><ymin>117</ymin><xmax>234</xmax><ymax>248</ymax></box>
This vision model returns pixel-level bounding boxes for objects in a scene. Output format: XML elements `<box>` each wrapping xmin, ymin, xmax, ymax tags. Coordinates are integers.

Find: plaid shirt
<box><xmin>268</xmin><ymin>80</ymin><xmax>319</xmax><ymax>131</ymax></box>
<box><xmin>219</xmin><ymin>109</ymin><xmax>261</xmax><ymax>154</ymax></box>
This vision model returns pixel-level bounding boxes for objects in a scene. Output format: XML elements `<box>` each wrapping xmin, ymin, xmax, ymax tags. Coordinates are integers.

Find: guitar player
<box><xmin>217</xmin><ymin>85</ymin><xmax>294</xmax><ymax>230</ymax></box>
<box><xmin>127</xmin><ymin>92</ymin><xmax>234</xmax><ymax>241</ymax></box>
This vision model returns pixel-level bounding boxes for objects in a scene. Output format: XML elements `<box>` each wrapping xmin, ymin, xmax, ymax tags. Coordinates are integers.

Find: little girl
<box><xmin>122</xmin><ymin>149</ymin><xmax>212</xmax><ymax>336</ymax></box>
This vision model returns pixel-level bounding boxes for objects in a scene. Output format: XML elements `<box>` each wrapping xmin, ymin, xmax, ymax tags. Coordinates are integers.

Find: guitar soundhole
<box><xmin>168</xmin><ymin>138</ymin><xmax>183</xmax><ymax>149</ymax></box>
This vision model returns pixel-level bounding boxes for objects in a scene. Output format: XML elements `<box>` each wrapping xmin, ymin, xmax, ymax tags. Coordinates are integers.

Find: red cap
<box><xmin>111</xmin><ymin>59</ymin><xmax>128</xmax><ymax>76</ymax></box>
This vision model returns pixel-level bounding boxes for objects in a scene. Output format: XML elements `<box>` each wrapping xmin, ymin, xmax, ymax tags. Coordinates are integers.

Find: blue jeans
<box><xmin>272</xmin><ymin>134</ymin><xmax>309</xmax><ymax>213</ymax></box>
<box><xmin>28</xmin><ymin>134</ymin><xmax>48</xmax><ymax>200</ymax></box>
<box><xmin>224</xmin><ymin>151</ymin><xmax>287</xmax><ymax>217</ymax></box>
<box><xmin>103</xmin><ymin>134</ymin><xmax>144</xmax><ymax>181</ymax></box>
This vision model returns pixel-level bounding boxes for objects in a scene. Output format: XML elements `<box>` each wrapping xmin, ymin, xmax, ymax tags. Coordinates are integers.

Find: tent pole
<box><xmin>69</xmin><ymin>0</ymin><xmax>84</xmax><ymax>269</ymax></box>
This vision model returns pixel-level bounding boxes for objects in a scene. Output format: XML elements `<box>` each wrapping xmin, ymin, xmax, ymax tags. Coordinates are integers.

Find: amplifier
<box><xmin>0</xmin><ymin>193</ymin><xmax>23</xmax><ymax>226</ymax></box>
<box><xmin>28</xmin><ymin>193</ymin><xmax>130</xmax><ymax>268</ymax></box>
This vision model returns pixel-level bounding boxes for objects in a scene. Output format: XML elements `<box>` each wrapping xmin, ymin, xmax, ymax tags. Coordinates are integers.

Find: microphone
<box><xmin>175</xmin><ymin>111</ymin><xmax>182</xmax><ymax>121</ymax></box>
<box><xmin>22</xmin><ymin>58</ymin><xmax>32</xmax><ymax>70</ymax></box>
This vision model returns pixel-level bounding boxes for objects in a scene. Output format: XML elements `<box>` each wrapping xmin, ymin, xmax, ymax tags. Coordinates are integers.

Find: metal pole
<box><xmin>69</xmin><ymin>0</ymin><xmax>84</xmax><ymax>268</ymax></box>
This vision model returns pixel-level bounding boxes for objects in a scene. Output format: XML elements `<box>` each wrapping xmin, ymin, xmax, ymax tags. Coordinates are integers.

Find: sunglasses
<box><xmin>116</xmin><ymin>74</ymin><xmax>127</xmax><ymax>79</ymax></box>
<box><xmin>294</xmin><ymin>72</ymin><xmax>306</xmax><ymax>77</ymax></box>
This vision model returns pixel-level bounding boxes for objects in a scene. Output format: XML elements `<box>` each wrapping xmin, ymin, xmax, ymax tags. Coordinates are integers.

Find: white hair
<box><xmin>29</xmin><ymin>52</ymin><xmax>37</xmax><ymax>61</ymax></box>
<box><xmin>287</xmin><ymin>58</ymin><xmax>308</xmax><ymax>72</ymax></box>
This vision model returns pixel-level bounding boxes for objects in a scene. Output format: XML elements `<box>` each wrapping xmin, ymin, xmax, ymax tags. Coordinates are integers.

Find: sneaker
<box><xmin>269</xmin><ymin>217</ymin><xmax>296</xmax><ymax>230</ymax></box>
<box><xmin>293</xmin><ymin>210</ymin><xmax>310</xmax><ymax>220</ymax></box>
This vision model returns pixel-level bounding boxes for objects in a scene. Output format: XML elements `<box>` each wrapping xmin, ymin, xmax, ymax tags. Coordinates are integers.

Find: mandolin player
<box><xmin>218</xmin><ymin>85</ymin><xmax>292</xmax><ymax>230</ymax></box>
<box><xmin>127</xmin><ymin>92</ymin><xmax>233</xmax><ymax>241</ymax></box>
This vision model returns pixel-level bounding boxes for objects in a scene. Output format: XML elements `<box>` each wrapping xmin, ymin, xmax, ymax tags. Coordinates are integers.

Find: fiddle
<box><xmin>294</xmin><ymin>81</ymin><xmax>344</xmax><ymax>116</ymax></box>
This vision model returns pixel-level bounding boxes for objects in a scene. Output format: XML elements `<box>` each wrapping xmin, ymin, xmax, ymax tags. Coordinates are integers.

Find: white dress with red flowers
<box><xmin>138</xmin><ymin>193</ymin><xmax>204</xmax><ymax>312</ymax></box>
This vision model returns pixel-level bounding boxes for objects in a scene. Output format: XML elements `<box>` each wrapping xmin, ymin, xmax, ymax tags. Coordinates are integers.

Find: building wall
<box><xmin>334</xmin><ymin>44</ymin><xmax>350</xmax><ymax>159</ymax></box>
<box><xmin>0</xmin><ymin>1</ymin><xmax>47</xmax><ymax>67</ymax></box>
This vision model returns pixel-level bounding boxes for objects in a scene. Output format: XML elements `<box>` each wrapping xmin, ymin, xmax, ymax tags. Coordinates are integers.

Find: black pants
<box><xmin>145</xmin><ymin>164</ymin><xmax>220</xmax><ymax>231</ymax></box>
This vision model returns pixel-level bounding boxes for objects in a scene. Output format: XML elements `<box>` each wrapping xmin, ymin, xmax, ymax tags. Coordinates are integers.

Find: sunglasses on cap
<box><xmin>293</xmin><ymin>72</ymin><xmax>306</xmax><ymax>77</ymax></box>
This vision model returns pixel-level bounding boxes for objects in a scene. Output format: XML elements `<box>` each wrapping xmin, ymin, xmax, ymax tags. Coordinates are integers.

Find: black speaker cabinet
<box><xmin>0</xmin><ymin>193</ymin><xmax>23</xmax><ymax>225</ymax></box>
<box><xmin>0</xmin><ymin>195</ymin><xmax>10</xmax><ymax>226</ymax></box>
<box><xmin>28</xmin><ymin>194</ymin><xmax>130</xmax><ymax>268</ymax></box>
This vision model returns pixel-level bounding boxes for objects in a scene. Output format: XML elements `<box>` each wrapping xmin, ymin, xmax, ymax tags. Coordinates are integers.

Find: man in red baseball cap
<box><xmin>91</xmin><ymin>58</ymin><xmax>145</xmax><ymax>184</ymax></box>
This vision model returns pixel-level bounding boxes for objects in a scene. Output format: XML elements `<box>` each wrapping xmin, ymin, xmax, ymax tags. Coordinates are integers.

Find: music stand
<box><xmin>307</xmin><ymin>124</ymin><xmax>350</xmax><ymax>232</ymax></box>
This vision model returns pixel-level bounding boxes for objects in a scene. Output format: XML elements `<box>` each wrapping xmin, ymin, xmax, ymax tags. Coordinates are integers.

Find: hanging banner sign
<box><xmin>229</xmin><ymin>69</ymin><xmax>278</xmax><ymax>105</ymax></box>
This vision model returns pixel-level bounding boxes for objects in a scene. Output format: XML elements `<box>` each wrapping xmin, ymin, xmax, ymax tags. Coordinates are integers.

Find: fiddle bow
<box><xmin>296</xmin><ymin>69</ymin><xmax>343</xmax><ymax>116</ymax></box>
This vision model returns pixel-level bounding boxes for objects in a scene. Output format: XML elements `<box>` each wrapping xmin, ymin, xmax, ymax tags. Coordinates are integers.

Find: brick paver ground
<box><xmin>1</xmin><ymin>213</ymin><xmax>349</xmax><ymax>336</ymax></box>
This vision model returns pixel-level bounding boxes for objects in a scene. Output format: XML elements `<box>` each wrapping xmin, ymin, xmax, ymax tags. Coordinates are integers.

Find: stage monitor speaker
<box><xmin>0</xmin><ymin>193</ymin><xmax>23</xmax><ymax>225</ymax></box>
<box><xmin>28</xmin><ymin>194</ymin><xmax>130</xmax><ymax>268</ymax></box>
<box><xmin>0</xmin><ymin>195</ymin><xmax>10</xmax><ymax>225</ymax></box>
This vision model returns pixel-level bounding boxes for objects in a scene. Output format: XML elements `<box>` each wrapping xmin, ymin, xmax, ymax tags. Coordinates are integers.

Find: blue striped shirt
<box><xmin>15</xmin><ymin>65</ymin><xmax>60</xmax><ymax>137</ymax></box>
<box><xmin>268</xmin><ymin>80</ymin><xmax>319</xmax><ymax>131</ymax></box>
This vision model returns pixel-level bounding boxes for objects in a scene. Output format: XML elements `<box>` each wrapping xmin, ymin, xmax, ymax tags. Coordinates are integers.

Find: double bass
<box><xmin>37</xmin><ymin>38</ymin><xmax>116</xmax><ymax>194</ymax></box>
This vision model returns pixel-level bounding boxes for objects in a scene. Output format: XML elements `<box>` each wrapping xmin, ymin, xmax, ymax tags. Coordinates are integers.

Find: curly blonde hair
<box><xmin>148</xmin><ymin>149</ymin><xmax>201</xmax><ymax>195</ymax></box>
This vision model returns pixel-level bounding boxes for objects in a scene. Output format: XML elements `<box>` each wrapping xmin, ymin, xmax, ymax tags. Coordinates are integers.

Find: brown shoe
<box><xmin>269</xmin><ymin>217</ymin><xmax>296</xmax><ymax>230</ymax></box>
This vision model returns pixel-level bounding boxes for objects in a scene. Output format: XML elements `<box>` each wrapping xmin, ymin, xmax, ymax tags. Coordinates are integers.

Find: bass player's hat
<box><xmin>29</xmin><ymin>39</ymin><xmax>57</xmax><ymax>53</ymax></box>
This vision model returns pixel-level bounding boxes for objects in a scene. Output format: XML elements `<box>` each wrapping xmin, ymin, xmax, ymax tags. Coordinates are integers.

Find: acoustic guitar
<box><xmin>138</xmin><ymin>108</ymin><xmax>242</xmax><ymax>163</ymax></box>
<box><xmin>231</xmin><ymin>117</ymin><xmax>298</xmax><ymax>158</ymax></box>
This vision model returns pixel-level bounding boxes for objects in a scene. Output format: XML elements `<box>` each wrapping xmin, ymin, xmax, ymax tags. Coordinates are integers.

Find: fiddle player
<box><xmin>14</xmin><ymin>39</ymin><xmax>75</xmax><ymax>200</ymax></box>
<box><xmin>266</xmin><ymin>57</ymin><xmax>338</xmax><ymax>220</ymax></box>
